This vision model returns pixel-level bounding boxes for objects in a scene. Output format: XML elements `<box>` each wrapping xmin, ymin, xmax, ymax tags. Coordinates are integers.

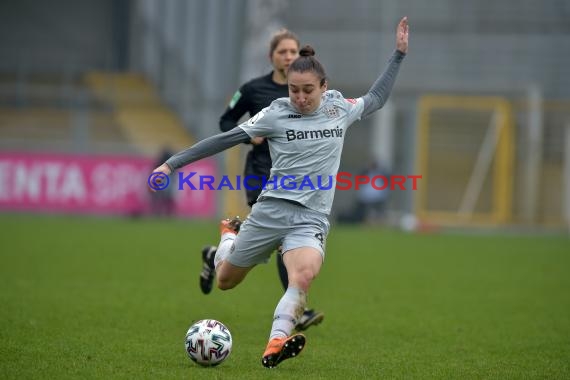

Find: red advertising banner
<box><xmin>0</xmin><ymin>152</ymin><xmax>217</xmax><ymax>217</ymax></box>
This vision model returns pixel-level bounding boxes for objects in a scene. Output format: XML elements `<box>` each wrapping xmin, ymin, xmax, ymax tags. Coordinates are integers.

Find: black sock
<box><xmin>276</xmin><ymin>252</ymin><xmax>289</xmax><ymax>290</ymax></box>
<box><xmin>205</xmin><ymin>246</ymin><xmax>217</xmax><ymax>268</ymax></box>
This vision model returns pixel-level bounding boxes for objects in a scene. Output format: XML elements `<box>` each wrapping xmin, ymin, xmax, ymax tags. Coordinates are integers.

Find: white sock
<box><xmin>213</xmin><ymin>233</ymin><xmax>236</xmax><ymax>268</ymax></box>
<box><xmin>269</xmin><ymin>287</ymin><xmax>307</xmax><ymax>340</ymax></box>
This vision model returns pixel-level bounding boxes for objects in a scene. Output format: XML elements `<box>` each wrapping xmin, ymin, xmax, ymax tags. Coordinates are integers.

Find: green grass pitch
<box><xmin>1</xmin><ymin>214</ymin><xmax>569</xmax><ymax>379</ymax></box>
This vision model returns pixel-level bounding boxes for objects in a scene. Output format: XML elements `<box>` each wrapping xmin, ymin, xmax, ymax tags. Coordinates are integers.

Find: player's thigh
<box><xmin>216</xmin><ymin>260</ymin><xmax>253</xmax><ymax>287</ymax></box>
<box><xmin>282</xmin><ymin>247</ymin><xmax>323</xmax><ymax>277</ymax></box>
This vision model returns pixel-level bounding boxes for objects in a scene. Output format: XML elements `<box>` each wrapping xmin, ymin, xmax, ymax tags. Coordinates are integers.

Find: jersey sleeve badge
<box><xmin>229</xmin><ymin>90</ymin><xmax>242</xmax><ymax>109</ymax></box>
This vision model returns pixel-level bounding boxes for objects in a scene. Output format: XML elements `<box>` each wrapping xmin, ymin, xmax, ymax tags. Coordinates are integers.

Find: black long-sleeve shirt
<box><xmin>219</xmin><ymin>72</ymin><xmax>288</xmax><ymax>177</ymax></box>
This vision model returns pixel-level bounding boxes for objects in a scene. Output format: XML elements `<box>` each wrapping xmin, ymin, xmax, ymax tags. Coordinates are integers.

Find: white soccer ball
<box><xmin>184</xmin><ymin>319</ymin><xmax>233</xmax><ymax>366</ymax></box>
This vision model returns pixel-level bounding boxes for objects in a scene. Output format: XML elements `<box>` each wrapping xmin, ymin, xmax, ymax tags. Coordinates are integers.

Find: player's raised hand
<box><xmin>396</xmin><ymin>16</ymin><xmax>409</xmax><ymax>54</ymax></box>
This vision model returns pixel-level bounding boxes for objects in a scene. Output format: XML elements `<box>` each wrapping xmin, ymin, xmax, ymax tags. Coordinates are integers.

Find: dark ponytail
<box><xmin>299</xmin><ymin>45</ymin><xmax>315</xmax><ymax>57</ymax></box>
<box><xmin>289</xmin><ymin>45</ymin><xmax>327</xmax><ymax>86</ymax></box>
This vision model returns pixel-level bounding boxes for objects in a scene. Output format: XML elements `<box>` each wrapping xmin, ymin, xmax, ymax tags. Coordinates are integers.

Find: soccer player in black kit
<box><xmin>199</xmin><ymin>28</ymin><xmax>324</xmax><ymax>331</ymax></box>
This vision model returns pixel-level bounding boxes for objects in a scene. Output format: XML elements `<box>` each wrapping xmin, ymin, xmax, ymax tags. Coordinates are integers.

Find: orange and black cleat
<box><xmin>261</xmin><ymin>334</ymin><xmax>306</xmax><ymax>368</ymax></box>
<box><xmin>219</xmin><ymin>216</ymin><xmax>242</xmax><ymax>235</ymax></box>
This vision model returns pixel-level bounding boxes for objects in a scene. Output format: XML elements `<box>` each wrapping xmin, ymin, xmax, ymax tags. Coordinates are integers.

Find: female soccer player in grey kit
<box><xmin>150</xmin><ymin>16</ymin><xmax>409</xmax><ymax>368</ymax></box>
<box><xmin>199</xmin><ymin>28</ymin><xmax>325</xmax><ymax>332</ymax></box>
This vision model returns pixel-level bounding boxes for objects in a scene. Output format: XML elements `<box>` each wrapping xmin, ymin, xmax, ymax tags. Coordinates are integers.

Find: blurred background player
<box><xmin>198</xmin><ymin>28</ymin><xmax>324</xmax><ymax>331</ymax></box>
<box><xmin>149</xmin><ymin>146</ymin><xmax>175</xmax><ymax>217</ymax></box>
<box><xmin>339</xmin><ymin>159</ymin><xmax>391</xmax><ymax>224</ymax></box>
<box><xmin>356</xmin><ymin>160</ymin><xmax>391</xmax><ymax>224</ymax></box>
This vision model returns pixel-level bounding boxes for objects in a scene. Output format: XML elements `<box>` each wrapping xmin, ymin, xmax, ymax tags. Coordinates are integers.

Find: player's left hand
<box><xmin>396</xmin><ymin>16</ymin><xmax>409</xmax><ymax>54</ymax></box>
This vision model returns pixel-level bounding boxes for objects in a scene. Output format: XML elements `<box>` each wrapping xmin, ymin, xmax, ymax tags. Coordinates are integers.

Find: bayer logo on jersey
<box><xmin>322</xmin><ymin>105</ymin><xmax>339</xmax><ymax>118</ymax></box>
<box><xmin>184</xmin><ymin>319</ymin><xmax>233</xmax><ymax>366</ymax></box>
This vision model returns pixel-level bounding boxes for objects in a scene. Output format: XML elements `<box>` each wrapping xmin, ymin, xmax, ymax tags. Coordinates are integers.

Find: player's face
<box><xmin>288</xmin><ymin>71</ymin><xmax>327</xmax><ymax>114</ymax></box>
<box><xmin>271</xmin><ymin>39</ymin><xmax>299</xmax><ymax>77</ymax></box>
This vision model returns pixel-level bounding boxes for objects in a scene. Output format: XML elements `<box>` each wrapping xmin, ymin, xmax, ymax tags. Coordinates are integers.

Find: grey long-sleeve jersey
<box><xmin>166</xmin><ymin>50</ymin><xmax>405</xmax><ymax>213</ymax></box>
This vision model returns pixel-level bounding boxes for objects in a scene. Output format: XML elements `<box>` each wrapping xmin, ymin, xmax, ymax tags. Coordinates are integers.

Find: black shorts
<box><xmin>243</xmin><ymin>150</ymin><xmax>270</xmax><ymax>207</ymax></box>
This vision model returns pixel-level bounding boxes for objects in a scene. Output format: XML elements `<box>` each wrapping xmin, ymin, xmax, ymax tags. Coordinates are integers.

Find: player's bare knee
<box><xmin>216</xmin><ymin>276</ymin><xmax>237</xmax><ymax>290</ymax></box>
<box><xmin>290</xmin><ymin>268</ymin><xmax>316</xmax><ymax>291</ymax></box>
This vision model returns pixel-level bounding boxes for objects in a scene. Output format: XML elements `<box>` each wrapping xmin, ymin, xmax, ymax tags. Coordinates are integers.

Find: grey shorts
<box><xmin>226</xmin><ymin>197</ymin><xmax>330</xmax><ymax>268</ymax></box>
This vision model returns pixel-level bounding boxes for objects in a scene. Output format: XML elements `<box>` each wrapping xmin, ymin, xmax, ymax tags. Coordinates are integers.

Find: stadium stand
<box><xmin>84</xmin><ymin>72</ymin><xmax>194</xmax><ymax>156</ymax></box>
<box><xmin>0</xmin><ymin>72</ymin><xmax>194</xmax><ymax>157</ymax></box>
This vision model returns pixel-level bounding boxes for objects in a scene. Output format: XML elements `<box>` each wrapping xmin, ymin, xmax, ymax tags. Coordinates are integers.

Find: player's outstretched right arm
<box><xmin>148</xmin><ymin>127</ymin><xmax>250</xmax><ymax>192</ymax></box>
